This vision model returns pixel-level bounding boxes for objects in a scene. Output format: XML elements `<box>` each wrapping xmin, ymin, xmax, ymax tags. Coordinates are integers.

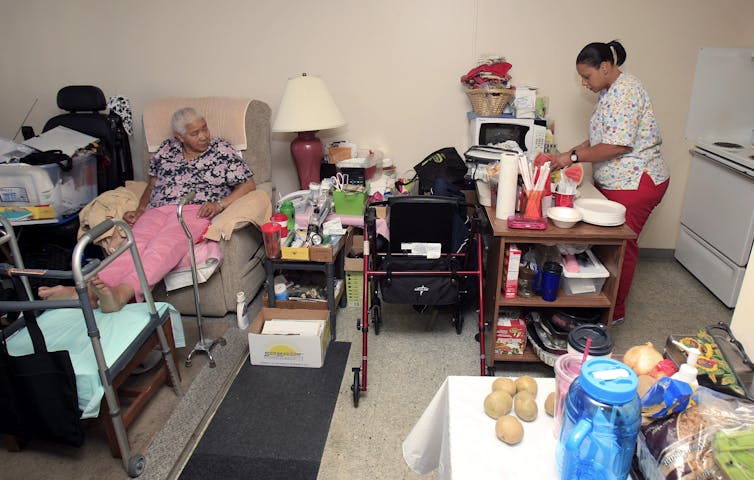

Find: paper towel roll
<box><xmin>496</xmin><ymin>153</ymin><xmax>519</xmax><ymax>219</ymax></box>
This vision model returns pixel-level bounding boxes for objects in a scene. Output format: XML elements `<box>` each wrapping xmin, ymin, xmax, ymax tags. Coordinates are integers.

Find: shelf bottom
<box><xmin>492</xmin><ymin>343</ymin><xmax>542</xmax><ymax>363</ymax></box>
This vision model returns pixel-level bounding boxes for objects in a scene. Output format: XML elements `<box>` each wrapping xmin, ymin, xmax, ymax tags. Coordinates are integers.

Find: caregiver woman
<box><xmin>550</xmin><ymin>40</ymin><xmax>670</xmax><ymax>326</ymax></box>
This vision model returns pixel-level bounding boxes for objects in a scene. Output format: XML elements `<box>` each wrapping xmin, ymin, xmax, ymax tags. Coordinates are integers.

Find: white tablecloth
<box><xmin>403</xmin><ymin>376</ymin><xmax>559</xmax><ymax>479</ymax></box>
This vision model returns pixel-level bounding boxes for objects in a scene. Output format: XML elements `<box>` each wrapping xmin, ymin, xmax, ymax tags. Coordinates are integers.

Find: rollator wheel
<box><xmin>209</xmin><ymin>360</ymin><xmax>216</xmax><ymax>368</ymax></box>
<box><xmin>453</xmin><ymin>308</ymin><xmax>463</xmax><ymax>335</ymax></box>
<box><xmin>185</xmin><ymin>359</ymin><xmax>192</xmax><ymax>368</ymax></box>
<box><xmin>351</xmin><ymin>367</ymin><xmax>361</xmax><ymax>407</ymax></box>
<box><xmin>371</xmin><ymin>304</ymin><xmax>382</xmax><ymax>335</ymax></box>
<box><xmin>218</xmin><ymin>337</ymin><xmax>227</xmax><ymax>346</ymax></box>
<box><xmin>127</xmin><ymin>454</ymin><xmax>146</xmax><ymax>477</ymax></box>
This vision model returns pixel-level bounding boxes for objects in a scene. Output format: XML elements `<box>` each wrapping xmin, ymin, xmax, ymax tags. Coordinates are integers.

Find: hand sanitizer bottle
<box><xmin>236</xmin><ymin>291</ymin><xmax>249</xmax><ymax>330</ymax></box>
<box><xmin>671</xmin><ymin>346</ymin><xmax>700</xmax><ymax>389</ymax></box>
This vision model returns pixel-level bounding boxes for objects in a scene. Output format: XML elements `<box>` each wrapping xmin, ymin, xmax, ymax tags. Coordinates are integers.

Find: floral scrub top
<box><xmin>590</xmin><ymin>73</ymin><xmax>670</xmax><ymax>190</ymax></box>
<box><xmin>147</xmin><ymin>137</ymin><xmax>253</xmax><ymax>208</ymax></box>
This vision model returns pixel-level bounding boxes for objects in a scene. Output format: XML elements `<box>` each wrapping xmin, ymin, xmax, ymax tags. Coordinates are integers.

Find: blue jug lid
<box><xmin>579</xmin><ymin>358</ymin><xmax>638</xmax><ymax>405</ymax></box>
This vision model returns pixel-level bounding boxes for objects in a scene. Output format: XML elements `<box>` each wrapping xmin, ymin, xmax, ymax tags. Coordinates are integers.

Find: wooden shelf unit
<box><xmin>482</xmin><ymin>205</ymin><xmax>636</xmax><ymax>365</ymax></box>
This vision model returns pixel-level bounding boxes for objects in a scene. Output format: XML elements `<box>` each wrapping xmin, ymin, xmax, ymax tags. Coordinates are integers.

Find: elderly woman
<box><xmin>40</xmin><ymin>107</ymin><xmax>256</xmax><ymax>312</ymax></box>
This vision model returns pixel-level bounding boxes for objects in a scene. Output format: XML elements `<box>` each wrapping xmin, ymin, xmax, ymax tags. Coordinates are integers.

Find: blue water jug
<box><xmin>556</xmin><ymin>357</ymin><xmax>641</xmax><ymax>480</ymax></box>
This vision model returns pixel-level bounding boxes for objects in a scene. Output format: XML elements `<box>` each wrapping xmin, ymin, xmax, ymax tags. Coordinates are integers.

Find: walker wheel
<box><xmin>453</xmin><ymin>309</ymin><xmax>463</xmax><ymax>335</ymax></box>
<box><xmin>185</xmin><ymin>359</ymin><xmax>192</xmax><ymax>368</ymax></box>
<box><xmin>372</xmin><ymin>304</ymin><xmax>382</xmax><ymax>335</ymax></box>
<box><xmin>209</xmin><ymin>360</ymin><xmax>216</xmax><ymax>368</ymax></box>
<box><xmin>127</xmin><ymin>454</ymin><xmax>146</xmax><ymax>477</ymax></box>
<box><xmin>218</xmin><ymin>337</ymin><xmax>227</xmax><ymax>346</ymax></box>
<box><xmin>351</xmin><ymin>367</ymin><xmax>361</xmax><ymax>407</ymax></box>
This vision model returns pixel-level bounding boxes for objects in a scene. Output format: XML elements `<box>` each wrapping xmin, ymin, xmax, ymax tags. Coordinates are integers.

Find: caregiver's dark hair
<box><xmin>577</xmin><ymin>40</ymin><xmax>627</xmax><ymax>68</ymax></box>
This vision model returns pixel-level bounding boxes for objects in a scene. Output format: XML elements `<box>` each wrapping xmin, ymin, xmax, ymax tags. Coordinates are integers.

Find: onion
<box><xmin>623</xmin><ymin>342</ymin><xmax>664</xmax><ymax>376</ymax></box>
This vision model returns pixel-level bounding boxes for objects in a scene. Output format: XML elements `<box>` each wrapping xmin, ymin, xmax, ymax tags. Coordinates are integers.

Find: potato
<box><xmin>514</xmin><ymin>393</ymin><xmax>538</xmax><ymax>422</ymax></box>
<box><xmin>495</xmin><ymin>415</ymin><xmax>524</xmax><ymax>445</ymax></box>
<box><xmin>492</xmin><ymin>377</ymin><xmax>517</xmax><ymax>396</ymax></box>
<box><xmin>544</xmin><ymin>392</ymin><xmax>556</xmax><ymax>417</ymax></box>
<box><xmin>515</xmin><ymin>375</ymin><xmax>538</xmax><ymax>397</ymax></box>
<box><xmin>484</xmin><ymin>390</ymin><xmax>513</xmax><ymax>419</ymax></box>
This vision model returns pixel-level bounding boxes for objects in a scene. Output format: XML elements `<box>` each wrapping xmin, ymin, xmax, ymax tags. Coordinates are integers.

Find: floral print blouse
<box><xmin>147</xmin><ymin>137</ymin><xmax>253</xmax><ymax>208</ymax></box>
<box><xmin>590</xmin><ymin>73</ymin><xmax>670</xmax><ymax>190</ymax></box>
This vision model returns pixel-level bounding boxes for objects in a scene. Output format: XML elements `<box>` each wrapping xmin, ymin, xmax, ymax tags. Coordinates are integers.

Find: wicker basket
<box><xmin>466</xmin><ymin>87</ymin><xmax>514</xmax><ymax>116</ymax></box>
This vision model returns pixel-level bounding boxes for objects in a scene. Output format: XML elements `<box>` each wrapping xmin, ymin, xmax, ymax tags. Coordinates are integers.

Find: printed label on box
<box><xmin>495</xmin><ymin>315</ymin><xmax>527</xmax><ymax>355</ymax></box>
<box><xmin>503</xmin><ymin>244</ymin><xmax>522</xmax><ymax>299</ymax></box>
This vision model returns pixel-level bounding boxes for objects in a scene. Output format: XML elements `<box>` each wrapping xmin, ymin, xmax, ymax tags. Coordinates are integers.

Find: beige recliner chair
<box><xmin>142</xmin><ymin>97</ymin><xmax>274</xmax><ymax>316</ymax></box>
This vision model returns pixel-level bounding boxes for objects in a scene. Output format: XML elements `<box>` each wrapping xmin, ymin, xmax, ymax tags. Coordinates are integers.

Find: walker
<box><xmin>178</xmin><ymin>193</ymin><xmax>226</xmax><ymax>368</ymax></box>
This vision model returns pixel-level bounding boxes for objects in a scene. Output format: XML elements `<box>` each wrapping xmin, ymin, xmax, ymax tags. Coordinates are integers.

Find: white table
<box><xmin>403</xmin><ymin>376</ymin><xmax>560</xmax><ymax>479</ymax></box>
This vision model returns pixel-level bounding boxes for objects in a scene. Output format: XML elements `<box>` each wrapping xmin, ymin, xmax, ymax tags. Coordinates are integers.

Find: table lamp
<box><xmin>272</xmin><ymin>73</ymin><xmax>346</xmax><ymax>189</ymax></box>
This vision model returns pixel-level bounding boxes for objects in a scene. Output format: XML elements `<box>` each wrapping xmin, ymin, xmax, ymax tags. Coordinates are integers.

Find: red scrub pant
<box><xmin>597</xmin><ymin>173</ymin><xmax>669</xmax><ymax>321</ymax></box>
<box><xmin>98</xmin><ymin>204</ymin><xmax>210</xmax><ymax>301</ymax></box>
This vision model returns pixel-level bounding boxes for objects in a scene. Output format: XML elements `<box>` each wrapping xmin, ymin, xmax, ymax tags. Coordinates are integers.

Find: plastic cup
<box><xmin>270</xmin><ymin>213</ymin><xmax>288</xmax><ymax>238</ymax></box>
<box><xmin>553</xmin><ymin>353</ymin><xmax>583</xmax><ymax>438</ymax></box>
<box><xmin>261</xmin><ymin>222</ymin><xmax>282</xmax><ymax>259</ymax></box>
<box><xmin>554</xmin><ymin>192</ymin><xmax>575</xmax><ymax>208</ymax></box>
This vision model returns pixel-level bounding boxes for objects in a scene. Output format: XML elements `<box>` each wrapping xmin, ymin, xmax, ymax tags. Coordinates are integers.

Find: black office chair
<box><xmin>32</xmin><ymin>85</ymin><xmax>134</xmax><ymax>194</ymax></box>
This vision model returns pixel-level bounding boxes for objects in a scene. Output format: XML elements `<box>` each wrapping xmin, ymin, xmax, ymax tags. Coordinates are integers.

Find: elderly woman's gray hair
<box><xmin>171</xmin><ymin>107</ymin><xmax>204</xmax><ymax>135</ymax></box>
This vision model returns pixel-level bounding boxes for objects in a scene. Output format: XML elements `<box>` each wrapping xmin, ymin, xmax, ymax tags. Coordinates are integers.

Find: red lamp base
<box><xmin>290</xmin><ymin>131</ymin><xmax>324</xmax><ymax>189</ymax></box>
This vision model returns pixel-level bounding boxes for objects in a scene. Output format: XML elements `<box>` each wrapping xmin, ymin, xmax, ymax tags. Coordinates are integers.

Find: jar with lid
<box><xmin>557</xmin><ymin>358</ymin><xmax>641</xmax><ymax>480</ymax></box>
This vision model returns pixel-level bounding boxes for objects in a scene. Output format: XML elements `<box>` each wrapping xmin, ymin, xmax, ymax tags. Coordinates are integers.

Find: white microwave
<box><xmin>469</xmin><ymin>116</ymin><xmax>547</xmax><ymax>153</ymax></box>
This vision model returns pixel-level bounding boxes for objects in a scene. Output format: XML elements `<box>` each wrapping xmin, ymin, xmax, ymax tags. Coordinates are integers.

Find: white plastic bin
<box><xmin>560</xmin><ymin>249</ymin><xmax>609</xmax><ymax>295</ymax></box>
<box><xmin>0</xmin><ymin>152</ymin><xmax>97</xmax><ymax>217</ymax></box>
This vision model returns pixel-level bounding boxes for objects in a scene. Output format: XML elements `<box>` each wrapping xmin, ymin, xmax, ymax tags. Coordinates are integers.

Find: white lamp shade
<box><xmin>272</xmin><ymin>74</ymin><xmax>346</xmax><ymax>133</ymax></box>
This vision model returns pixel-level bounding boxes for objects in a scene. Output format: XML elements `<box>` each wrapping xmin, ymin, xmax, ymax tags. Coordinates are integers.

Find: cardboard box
<box><xmin>248</xmin><ymin>308</ymin><xmax>331</xmax><ymax>368</ymax></box>
<box><xmin>344</xmin><ymin>231</ymin><xmax>365</xmax><ymax>272</ymax></box>
<box><xmin>503</xmin><ymin>244</ymin><xmax>522</xmax><ymax>299</ymax></box>
<box><xmin>280</xmin><ymin>232</ymin><xmax>345</xmax><ymax>262</ymax></box>
<box><xmin>495</xmin><ymin>312</ymin><xmax>527</xmax><ymax>356</ymax></box>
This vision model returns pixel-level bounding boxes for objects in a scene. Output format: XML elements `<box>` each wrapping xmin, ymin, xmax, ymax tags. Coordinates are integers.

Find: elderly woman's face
<box><xmin>177</xmin><ymin>118</ymin><xmax>211</xmax><ymax>154</ymax></box>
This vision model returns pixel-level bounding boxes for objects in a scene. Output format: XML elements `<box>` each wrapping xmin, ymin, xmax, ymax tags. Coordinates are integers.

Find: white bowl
<box><xmin>548</xmin><ymin>206</ymin><xmax>583</xmax><ymax>228</ymax></box>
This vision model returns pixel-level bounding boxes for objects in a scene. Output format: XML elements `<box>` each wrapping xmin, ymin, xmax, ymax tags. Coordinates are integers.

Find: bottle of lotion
<box><xmin>236</xmin><ymin>291</ymin><xmax>249</xmax><ymax>330</ymax></box>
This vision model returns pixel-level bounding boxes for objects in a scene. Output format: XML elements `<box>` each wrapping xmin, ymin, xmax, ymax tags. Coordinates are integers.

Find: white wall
<box><xmin>1</xmin><ymin>0</ymin><xmax>753</xmax><ymax>249</ymax></box>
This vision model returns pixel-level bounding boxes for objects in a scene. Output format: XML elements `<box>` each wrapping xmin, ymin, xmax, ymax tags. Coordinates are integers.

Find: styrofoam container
<box><xmin>560</xmin><ymin>249</ymin><xmax>609</xmax><ymax>295</ymax></box>
<box><xmin>0</xmin><ymin>152</ymin><xmax>97</xmax><ymax>217</ymax></box>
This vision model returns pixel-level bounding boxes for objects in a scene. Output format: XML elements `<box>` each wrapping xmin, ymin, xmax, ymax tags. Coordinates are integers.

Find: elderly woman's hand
<box><xmin>123</xmin><ymin>209</ymin><xmax>144</xmax><ymax>225</ymax></box>
<box><xmin>198</xmin><ymin>201</ymin><xmax>225</xmax><ymax>218</ymax></box>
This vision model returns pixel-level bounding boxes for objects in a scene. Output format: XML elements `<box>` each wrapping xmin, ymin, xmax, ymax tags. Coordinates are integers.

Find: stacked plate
<box><xmin>574</xmin><ymin>198</ymin><xmax>626</xmax><ymax>226</ymax></box>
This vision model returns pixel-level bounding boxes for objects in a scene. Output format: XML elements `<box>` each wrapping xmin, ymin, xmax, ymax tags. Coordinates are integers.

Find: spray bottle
<box><xmin>236</xmin><ymin>291</ymin><xmax>249</xmax><ymax>330</ymax></box>
<box><xmin>670</xmin><ymin>341</ymin><xmax>700</xmax><ymax>389</ymax></box>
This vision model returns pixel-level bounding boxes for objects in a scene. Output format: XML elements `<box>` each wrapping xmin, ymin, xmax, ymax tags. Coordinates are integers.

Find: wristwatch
<box><xmin>570</xmin><ymin>150</ymin><xmax>579</xmax><ymax>164</ymax></box>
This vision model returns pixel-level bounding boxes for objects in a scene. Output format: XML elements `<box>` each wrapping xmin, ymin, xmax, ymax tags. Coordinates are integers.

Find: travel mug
<box><xmin>541</xmin><ymin>261</ymin><xmax>563</xmax><ymax>302</ymax></box>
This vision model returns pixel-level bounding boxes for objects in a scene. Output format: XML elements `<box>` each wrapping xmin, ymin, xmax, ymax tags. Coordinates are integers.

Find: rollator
<box><xmin>178</xmin><ymin>193</ymin><xmax>226</xmax><ymax>368</ymax></box>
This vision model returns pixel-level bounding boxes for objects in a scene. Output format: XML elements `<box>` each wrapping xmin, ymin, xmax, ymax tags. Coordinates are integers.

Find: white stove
<box><xmin>676</xmin><ymin>48</ymin><xmax>754</xmax><ymax>307</ymax></box>
<box><xmin>695</xmin><ymin>138</ymin><xmax>754</xmax><ymax>173</ymax></box>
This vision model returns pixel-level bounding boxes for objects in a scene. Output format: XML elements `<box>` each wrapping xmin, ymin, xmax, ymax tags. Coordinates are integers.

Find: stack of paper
<box><xmin>261</xmin><ymin>319</ymin><xmax>325</xmax><ymax>336</ymax></box>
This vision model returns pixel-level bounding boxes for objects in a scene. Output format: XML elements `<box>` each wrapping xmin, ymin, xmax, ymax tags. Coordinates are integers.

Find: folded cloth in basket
<box><xmin>5</xmin><ymin>302</ymin><xmax>184</xmax><ymax>419</ymax></box>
